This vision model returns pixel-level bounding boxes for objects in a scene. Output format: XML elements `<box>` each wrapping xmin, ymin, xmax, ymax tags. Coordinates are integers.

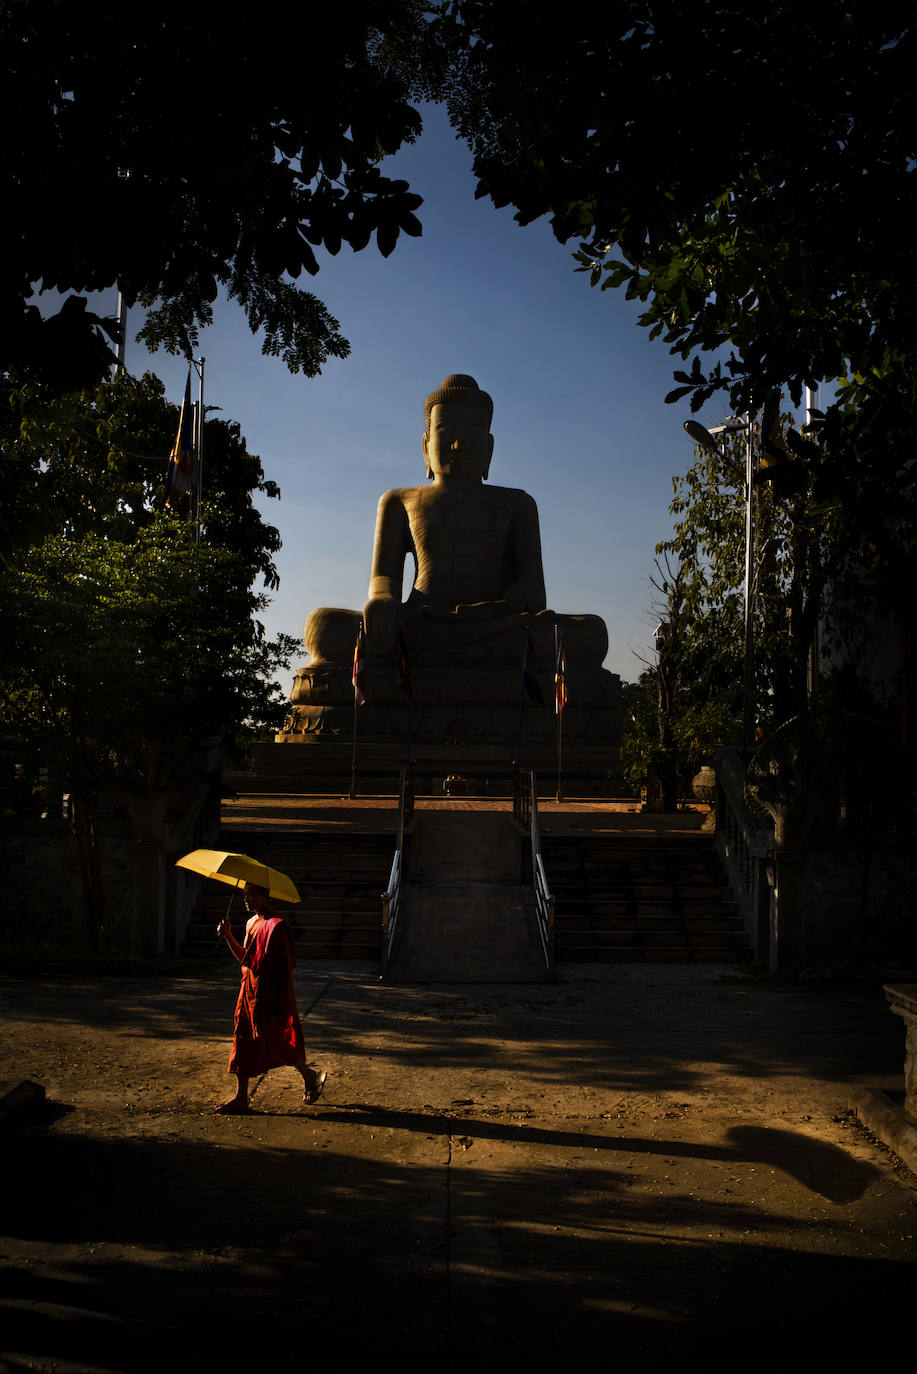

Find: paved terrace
<box><xmin>2</xmin><ymin>957</ymin><xmax>915</xmax><ymax>1368</ymax></box>
<box><xmin>219</xmin><ymin>791</ymin><xmax>712</xmax><ymax>835</ymax></box>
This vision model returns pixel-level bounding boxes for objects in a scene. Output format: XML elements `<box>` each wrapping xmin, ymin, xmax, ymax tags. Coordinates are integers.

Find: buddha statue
<box><xmin>278</xmin><ymin>375</ymin><xmax>620</xmax><ymax>748</ymax></box>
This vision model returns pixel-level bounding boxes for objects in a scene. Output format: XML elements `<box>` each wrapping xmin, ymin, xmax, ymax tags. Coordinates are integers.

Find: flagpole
<box><xmin>349</xmin><ymin>695</ymin><xmax>359</xmax><ymax>801</ymax></box>
<box><xmin>515</xmin><ymin>629</ymin><xmax>527</xmax><ymax>769</ymax></box>
<box><xmin>192</xmin><ymin>357</ymin><xmax>205</xmax><ymax>545</ymax></box>
<box><xmin>397</xmin><ymin>630</ymin><xmax>414</xmax><ymax>771</ymax></box>
<box><xmin>556</xmin><ymin>706</ymin><xmax>564</xmax><ymax>804</ymax></box>
<box><xmin>115</xmin><ymin>289</ymin><xmax>127</xmax><ymax>374</ymax></box>
<box><xmin>555</xmin><ymin>626</ymin><xmax>565</xmax><ymax>804</ymax></box>
<box><xmin>350</xmin><ymin>619</ymin><xmax>365</xmax><ymax>800</ymax></box>
<box><xmin>163</xmin><ymin>368</ymin><xmax>194</xmax><ymax>513</ymax></box>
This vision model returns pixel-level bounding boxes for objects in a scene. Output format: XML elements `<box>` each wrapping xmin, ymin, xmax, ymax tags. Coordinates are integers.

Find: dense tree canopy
<box><xmin>426</xmin><ymin>3</ymin><xmax>916</xmax><ymax>418</ymax></box>
<box><xmin>1</xmin><ymin>1</ymin><xmax>426</xmax><ymax>386</ymax></box>
<box><xmin>1</xmin><ymin>369</ymin><xmax>294</xmax><ymax>759</ymax></box>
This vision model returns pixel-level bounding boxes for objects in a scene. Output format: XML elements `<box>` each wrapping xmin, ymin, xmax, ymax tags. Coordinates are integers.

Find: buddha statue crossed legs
<box><xmin>278</xmin><ymin>375</ymin><xmax>618</xmax><ymax>745</ymax></box>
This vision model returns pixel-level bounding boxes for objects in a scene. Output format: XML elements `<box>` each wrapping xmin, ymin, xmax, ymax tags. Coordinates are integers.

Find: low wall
<box><xmin>0</xmin><ymin>822</ymin><xmax>134</xmax><ymax>955</ymax></box>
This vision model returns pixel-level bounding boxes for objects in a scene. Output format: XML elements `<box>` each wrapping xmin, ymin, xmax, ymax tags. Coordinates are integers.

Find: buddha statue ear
<box><xmin>483</xmin><ymin>432</ymin><xmax>495</xmax><ymax>481</ymax></box>
<box><xmin>422</xmin><ymin>431</ymin><xmax>433</xmax><ymax>480</ymax></box>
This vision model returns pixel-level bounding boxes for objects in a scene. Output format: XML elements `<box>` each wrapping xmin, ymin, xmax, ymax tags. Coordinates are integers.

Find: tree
<box><xmin>620</xmin><ymin>557</ymin><xmax>742</xmax><ymax>807</ymax></box>
<box><xmin>426</xmin><ymin>7</ymin><xmax>915</xmax><ymax>393</ymax></box>
<box><xmin>0</xmin><ymin>371</ymin><xmax>296</xmax><ymax>950</ymax></box>
<box><xmin>656</xmin><ymin>418</ymin><xmax>813</xmax><ymax>734</ymax></box>
<box><xmin>620</xmin><ymin>410</ymin><xmax>826</xmax><ymax>804</ymax></box>
<box><xmin>623</xmin><ymin>406</ymin><xmax>910</xmax><ymax>838</ymax></box>
<box><xmin>653</xmin><ymin>406</ymin><xmax>856</xmax><ymax>737</ymax></box>
<box><xmin>1</xmin><ymin>2</ymin><xmax>426</xmax><ymax>387</ymax></box>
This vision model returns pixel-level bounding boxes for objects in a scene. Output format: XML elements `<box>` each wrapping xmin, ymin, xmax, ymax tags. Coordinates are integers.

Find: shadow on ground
<box><xmin>0</xmin><ymin>1114</ymin><xmax>905</xmax><ymax>1370</ymax></box>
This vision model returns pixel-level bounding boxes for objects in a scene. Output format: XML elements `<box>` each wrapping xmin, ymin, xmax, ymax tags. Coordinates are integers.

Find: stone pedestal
<box><xmin>278</xmin><ymin>656</ymin><xmax>621</xmax><ymax>751</ymax></box>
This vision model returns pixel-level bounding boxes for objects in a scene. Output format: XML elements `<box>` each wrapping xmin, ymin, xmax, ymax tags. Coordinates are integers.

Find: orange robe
<box><xmin>228</xmin><ymin>915</ymin><xmax>305</xmax><ymax>1077</ymax></box>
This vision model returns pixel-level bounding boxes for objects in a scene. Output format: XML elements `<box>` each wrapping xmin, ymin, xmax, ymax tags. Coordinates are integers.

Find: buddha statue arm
<box><xmin>501</xmin><ymin>489</ymin><xmax>547</xmax><ymax>613</ymax></box>
<box><xmin>364</xmin><ymin>490</ymin><xmax>410</xmax><ymax>654</ymax></box>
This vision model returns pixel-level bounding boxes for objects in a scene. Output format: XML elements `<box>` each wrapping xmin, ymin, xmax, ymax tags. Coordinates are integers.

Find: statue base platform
<box><xmin>249</xmin><ymin>738</ymin><xmax>623</xmax><ymax>793</ymax></box>
<box><xmin>276</xmin><ymin>660</ymin><xmax>622</xmax><ymax>753</ymax></box>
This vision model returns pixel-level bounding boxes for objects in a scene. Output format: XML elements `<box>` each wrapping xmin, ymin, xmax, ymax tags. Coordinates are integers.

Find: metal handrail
<box><xmin>513</xmin><ymin>765</ymin><xmax>531</xmax><ymax>831</ymax></box>
<box><xmin>381</xmin><ymin>762</ymin><xmax>414</xmax><ymax>976</ymax></box>
<box><xmin>515</xmin><ymin>768</ymin><xmax>554</xmax><ymax>974</ymax></box>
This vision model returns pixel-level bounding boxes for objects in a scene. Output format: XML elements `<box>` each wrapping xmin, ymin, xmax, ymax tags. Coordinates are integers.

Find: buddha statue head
<box><xmin>422</xmin><ymin>374</ymin><xmax>495</xmax><ymax>481</ymax></box>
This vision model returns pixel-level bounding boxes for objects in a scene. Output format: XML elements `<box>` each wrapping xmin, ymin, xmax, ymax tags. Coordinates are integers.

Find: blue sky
<box><xmin>115</xmin><ymin>104</ymin><xmax>737</xmax><ymax>693</ymax></box>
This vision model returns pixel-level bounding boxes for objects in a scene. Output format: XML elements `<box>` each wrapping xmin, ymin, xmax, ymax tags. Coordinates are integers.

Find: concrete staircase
<box><xmin>542</xmin><ymin>832</ymin><xmax>751</xmax><ymax>964</ymax></box>
<box><xmin>180</xmin><ymin>798</ymin><xmax>749</xmax><ymax>971</ymax></box>
<box><xmin>385</xmin><ymin>811</ymin><xmax>548</xmax><ymax>982</ymax></box>
<box><xmin>181</xmin><ymin>829</ymin><xmax>394</xmax><ymax>961</ymax></box>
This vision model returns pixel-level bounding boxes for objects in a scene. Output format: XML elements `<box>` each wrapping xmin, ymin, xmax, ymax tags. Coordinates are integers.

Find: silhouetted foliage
<box><xmin>1</xmin><ymin>2</ymin><xmax>425</xmax><ymax>387</ymax></box>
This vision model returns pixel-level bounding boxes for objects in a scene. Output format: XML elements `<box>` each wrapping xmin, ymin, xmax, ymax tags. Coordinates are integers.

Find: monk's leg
<box><xmin>296</xmin><ymin>1059</ymin><xmax>327</xmax><ymax>1104</ymax></box>
<box><xmin>216</xmin><ymin>1073</ymin><xmax>250</xmax><ymax>1114</ymax></box>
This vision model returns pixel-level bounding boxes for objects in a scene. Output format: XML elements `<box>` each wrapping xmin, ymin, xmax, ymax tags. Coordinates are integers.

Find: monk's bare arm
<box><xmin>217</xmin><ymin>919</ymin><xmax>246</xmax><ymax>962</ymax></box>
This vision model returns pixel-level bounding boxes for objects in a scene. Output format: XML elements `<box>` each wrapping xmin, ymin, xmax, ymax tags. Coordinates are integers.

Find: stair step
<box><xmin>295</xmin><ymin>928</ymin><xmax>382</xmax><ymax>947</ymax></box>
<box><xmin>294</xmin><ymin>912</ymin><xmax>382</xmax><ymax>930</ymax></box>
<box><xmin>553</xmin><ymin>899</ymin><xmax>739</xmax><ymax>916</ymax></box>
<box><xmin>552</xmin><ymin>928</ymin><xmax>747</xmax><ymax>948</ymax></box>
<box><xmin>295</xmin><ymin>943</ymin><xmax>381</xmax><ymax>960</ymax></box>
<box><xmin>555</xmin><ymin>946</ymin><xmax>752</xmax><ymax>964</ymax></box>
<box><xmin>544</xmin><ymin>832</ymin><xmax>750</xmax><ymax>966</ymax></box>
<box><xmin>554</xmin><ymin>914</ymin><xmax>744</xmax><ymax>932</ymax></box>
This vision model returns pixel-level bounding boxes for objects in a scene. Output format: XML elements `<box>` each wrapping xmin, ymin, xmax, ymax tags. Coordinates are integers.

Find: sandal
<box><xmin>303</xmin><ymin>1071</ymin><xmax>328</xmax><ymax>1105</ymax></box>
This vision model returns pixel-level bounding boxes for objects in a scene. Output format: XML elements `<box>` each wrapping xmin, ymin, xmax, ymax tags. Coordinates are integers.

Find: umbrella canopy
<box><xmin>175</xmin><ymin>849</ymin><xmax>301</xmax><ymax>905</ymax></box>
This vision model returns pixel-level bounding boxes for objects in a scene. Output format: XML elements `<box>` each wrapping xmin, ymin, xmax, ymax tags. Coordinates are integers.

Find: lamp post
<box><xmin>683</xmin><ymin>415</ymin><xmax>757</xmax><ymax>750</ymax></box>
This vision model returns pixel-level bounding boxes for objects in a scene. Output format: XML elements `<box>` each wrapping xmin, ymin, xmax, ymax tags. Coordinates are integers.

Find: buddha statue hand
<box><xmin>423</xmin><ymin>598</ymin><xmax>522</xmax><ymax>623</ymax></box>
<box><xmin>363</xmin><ymin>592</ymin><xmax>399</xmax><ymax>657</ymax></box>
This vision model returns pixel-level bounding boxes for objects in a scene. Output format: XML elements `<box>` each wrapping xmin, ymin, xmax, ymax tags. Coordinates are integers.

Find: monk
<box><xmin>216</xmin><ymin>883</ymin><xmax>326</xmax><ymax>1114</ymax></box>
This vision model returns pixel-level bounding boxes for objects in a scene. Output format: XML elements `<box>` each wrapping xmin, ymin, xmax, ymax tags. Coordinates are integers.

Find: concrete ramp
<box><xmin>386</xmin><ymin>811</ymin><xmax>548</xmax><ymax>982</ymax></box>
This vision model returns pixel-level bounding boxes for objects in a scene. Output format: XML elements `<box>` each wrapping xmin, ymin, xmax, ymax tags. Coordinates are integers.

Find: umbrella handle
<box><xmin>215</xmin><ymin>891</ymin><xmax>238</xmax><ymax>950</ymax></box>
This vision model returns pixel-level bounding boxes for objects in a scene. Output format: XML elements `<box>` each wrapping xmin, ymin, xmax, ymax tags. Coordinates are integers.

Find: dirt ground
<box><xmin>1</xmin><ymin>961</ymin><xmax>915</xmax><ymax>1371</ymax></box>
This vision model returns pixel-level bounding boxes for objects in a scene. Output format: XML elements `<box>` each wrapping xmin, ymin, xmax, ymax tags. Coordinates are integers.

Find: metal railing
<box><xmin>381</xmin><ymin>762</ymin><xmax>414</xmax><ymax>976</ymax></box>
<box><xmin>715</xmin><ymin>747</ymin><xmax>773</xmax><ymax>961</ymax></box>
<box><xmin>514</xmin><ymin>768</ymin><xmax>554</xmax><ymax>974</ymax></box>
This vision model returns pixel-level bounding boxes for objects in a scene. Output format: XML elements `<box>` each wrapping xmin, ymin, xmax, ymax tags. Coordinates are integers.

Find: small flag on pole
<box><xmin>554</xmin><ymin>634</ymin><xmax>567</xmax><ymax>716</ymax></box>
<box><xmin>522</xmin><ymin>629</ymin><xmax>544</xmax><ymax>705</ymax></box>
<box><xmin>398</xmin><ymin>631</ymin><xmax>414</xmax><ymax>705</ymax></box>
<box><xmin>352</xmin><ymin>622</ymin><xmax>366</xmax><ymax>706</ymax></box>
<box><xmin>164</xmin><ymin>368</ymin><xmax>193</xmax><ymax>508</ymax></box>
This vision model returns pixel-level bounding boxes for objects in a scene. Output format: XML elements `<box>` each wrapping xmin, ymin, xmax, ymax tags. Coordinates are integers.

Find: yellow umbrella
<box><xmin>175</xmin><ymin>849</ymin><xmax>301</xmax><ymax>905</ymax></box>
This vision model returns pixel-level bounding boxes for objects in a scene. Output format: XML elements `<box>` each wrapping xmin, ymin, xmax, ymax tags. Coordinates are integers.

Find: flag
<box><xmin>554</xmin><ymin>634</ymin><xmax>567</xmax><ymax>716</ymax></box>
<box><xmin>398</xmin><ymin>630</ymin><xmax>414</xmax><ymax>705</ymax></box>
<box><xmin>352</xmin><ymin>622</ymin><xmax>366</xmax><ymax>706</ymax></box>
<box><xmin>164</xmin><ymin>368</ymin><xmax>193</xmax><ymax>507</ymax></box>
<box><xmin>522</xmin><ymin>628</ymin><xmax>544</xmax><ymax>705</ymax></box>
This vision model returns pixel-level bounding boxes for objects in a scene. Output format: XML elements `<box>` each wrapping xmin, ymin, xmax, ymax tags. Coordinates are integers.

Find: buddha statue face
<box><xmin>423</xmin><ymin>402</ymin><xmax>495</xmax><ymax>481</ymax></box>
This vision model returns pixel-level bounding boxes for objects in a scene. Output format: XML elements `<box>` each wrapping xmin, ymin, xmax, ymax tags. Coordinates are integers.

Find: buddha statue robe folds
<box><xmin>277</xmin><ymin>375</ymin><xmax>620</xmax><ymax>748</ymax></box>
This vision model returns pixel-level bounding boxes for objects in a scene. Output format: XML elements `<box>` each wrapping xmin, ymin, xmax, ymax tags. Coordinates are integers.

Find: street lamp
<box><xmin>682</xmin><ymin>415</ymin><xmax>757</xmax><ymax>751</ymax></box>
